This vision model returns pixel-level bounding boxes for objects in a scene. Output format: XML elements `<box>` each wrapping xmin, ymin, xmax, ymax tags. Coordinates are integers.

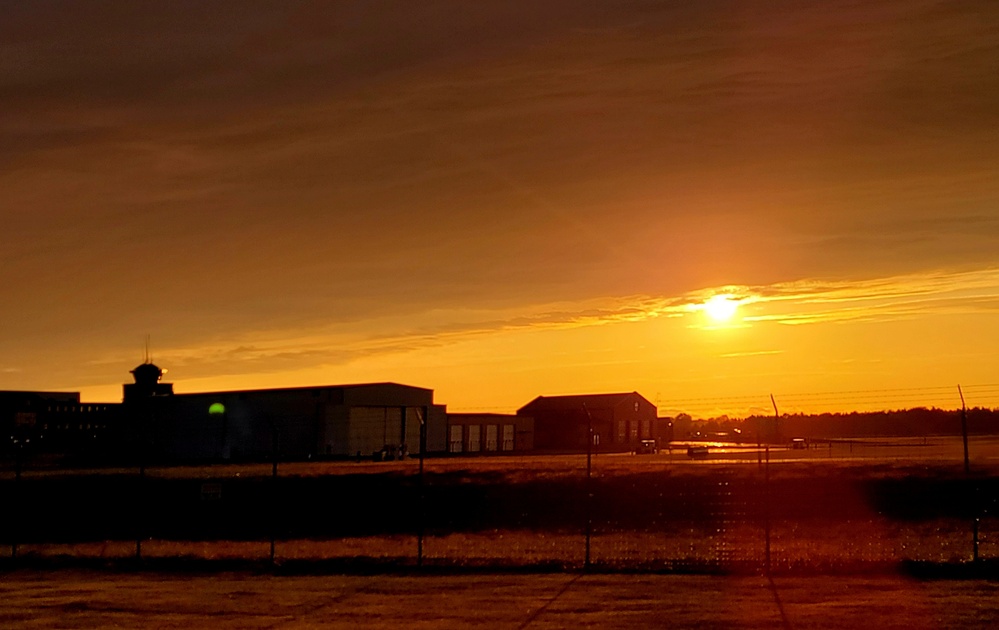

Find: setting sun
<box><xmin>703</xmin><ymin>295</ymin><xmax>738</xmax><ymax>322</ymax></box>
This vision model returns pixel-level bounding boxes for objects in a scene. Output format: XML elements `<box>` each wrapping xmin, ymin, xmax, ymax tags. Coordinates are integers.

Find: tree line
<box><xmin>670</xmin><ymin>407</ymin><xmax>999</xmax><ymax>441</ymax></box>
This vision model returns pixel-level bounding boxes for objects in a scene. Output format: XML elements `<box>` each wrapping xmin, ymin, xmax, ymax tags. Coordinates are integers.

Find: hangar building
<box><xmin>517</xmin><ymin>392</ymin><xmax>658</xmax><ymax>452</ymax></box>
<box><xmin>123</xmin><ymin>362</ymin><xmax>447</xmax><ymax>461</ymax></box>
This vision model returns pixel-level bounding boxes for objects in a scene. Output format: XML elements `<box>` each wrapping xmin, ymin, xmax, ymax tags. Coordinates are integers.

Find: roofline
<box><xmin>517</xmin><ymin>391</ymin><xmax>652</xmax><ymax>413</ymax></box>
<box><xmin>527</xmin><ymin>391</ymin><xmax>641</xmax><ymax>401</ymax></box>
<box><xmin>447</xmin><ymin>412</ymin><xmax>521</xmax><ymax>418</ymax></box>
<box><xmin>0</xmin><ymin>390</ymin><xmax>81</xmax><ymax>396</ymax></box>
<box><xmin>171</xmin><ymin>382</ymin><xmax>433</xmax><ymax>397</ymax></box>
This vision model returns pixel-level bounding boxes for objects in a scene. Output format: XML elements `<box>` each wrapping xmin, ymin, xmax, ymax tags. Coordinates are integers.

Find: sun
<box><xmin>703</xmin><ymin>295</ymin><xmax>738</xmax><ymax>322</ymax></box>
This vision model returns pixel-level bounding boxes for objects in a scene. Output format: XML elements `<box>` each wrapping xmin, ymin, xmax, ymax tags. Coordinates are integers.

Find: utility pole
<box><xmin>770</xmin><ymin>393</ymin><xmax>780</xmax><ymax>445</ymax></box>
<box><xmin>959</xmin><ymin>385</ymin><xmax>970</xmax><ymax>475</ymax></box>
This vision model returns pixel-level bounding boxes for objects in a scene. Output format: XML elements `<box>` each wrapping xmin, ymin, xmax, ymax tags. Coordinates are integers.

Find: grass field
<box><xmin>9</xmin><ymin>517</ymin><xmax>993</xmax><ymax>573</ymax></box>
<box><xmin>5</xmin><ymin>435</ymin><xmax>999</xmax><ymax>482</ymax></box>
<box><xmin>3</xmin><ymin>436</ymin><xmax>998</xmax><ymax>573</ymax></box>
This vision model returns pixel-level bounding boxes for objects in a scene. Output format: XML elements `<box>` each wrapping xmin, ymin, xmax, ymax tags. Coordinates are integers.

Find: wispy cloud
<box><xmin>719</xmin><ymin>350</ymin><xmax>784</xmax><ymax>359</ymax></box>
<box><xmin>135</xmin><ymin>296</ymin><xmax>691</xmax><ymax>379</ymax></box>
<box><xmin>117</xmin><ymin>266</ymin><xmax>999</xmax><ymax>382</ymax></box>
<box><xmin>740</xmin><ymin>268</ymin><xmax>999</xmax><ymax>325</ymax></box>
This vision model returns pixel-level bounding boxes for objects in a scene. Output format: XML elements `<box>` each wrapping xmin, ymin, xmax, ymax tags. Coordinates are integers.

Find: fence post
<box><xmin>765</xmin><ymin>394</ymin><xmax>779</xmax><ymax>575</ymax></box>
<box><xmin>12</xmin><ymin>440</ymin><xmax>22</xmax><ymax>558</ymax></box>
<box><xmin>764</xmin><ymin>445</ymin><xmax>771</xmax><ymax>575</ymax></box>
<box><xmin>136</xmin><ymin>437</ymin><xmax>144</xmax><ymax>561</ymax></box>
<box><xmin>583</xmin><ymin>403</ymin><xmax>593</xmax><ymax>571</ymax></box>
<box><xmin>270</xmin><ymin>423</ymin><xmax>279</xmax><ymax>565</ymax></box>
<box><xmin>418</xmin><ymin>406</ymin><xmax>426</xmax><ymax>568</ymax></box>
<box><xmin>958</xmin><ymin>386</ymin><xmax>979</xmax><ymax>562</ymax></box>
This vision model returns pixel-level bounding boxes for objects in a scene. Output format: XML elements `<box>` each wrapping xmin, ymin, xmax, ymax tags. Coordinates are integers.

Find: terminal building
<box><xmin>1</xmin><ymin>390</ymin><xmax>121</xmax><ymax>461</ymax></box>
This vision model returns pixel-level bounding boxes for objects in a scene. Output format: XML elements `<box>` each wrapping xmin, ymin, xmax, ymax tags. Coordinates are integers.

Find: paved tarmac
<box><xmin>3</xmin><ymin>570</ymin><xmax>999</xmax><ymax>629</ymax></box>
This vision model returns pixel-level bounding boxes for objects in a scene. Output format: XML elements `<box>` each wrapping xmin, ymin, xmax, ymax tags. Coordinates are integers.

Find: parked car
<box><xmin>687</xmin><ymin>445</ymin><xmax>709</xmax><ymax>458</ymax></box>
<box><xmin>635</xmin><ymin>439</ymin><xmax>658</xmax><ymax>454</ymax></box>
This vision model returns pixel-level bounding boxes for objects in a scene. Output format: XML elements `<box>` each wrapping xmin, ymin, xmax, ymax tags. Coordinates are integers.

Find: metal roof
<box><xmin>517</xmin><ymin>392</ymin><xmax>649</xmax><ymax>414</ymax></box>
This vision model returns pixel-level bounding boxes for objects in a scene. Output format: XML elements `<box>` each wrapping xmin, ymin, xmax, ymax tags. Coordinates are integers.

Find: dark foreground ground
<box><xmin>3</xmin><ymin>569</ymin><xmax>999</xmax><ymax>629</ymax></box>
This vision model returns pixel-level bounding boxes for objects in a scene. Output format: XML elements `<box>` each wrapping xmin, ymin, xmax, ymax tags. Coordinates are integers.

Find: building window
<box><xmin>629</xmin><ymin>421</ymin><xmax>638</xmax><ymax>441</ymax></box>
<box><xmin>502</xmin><ymin>425</ymin><xmax>514</xmax><ymax>451</ymax></box>
<box><xmin>641</xmin><ymin>420</ymin><xmax>650</xmax><ymax>439</ymax></box>
<box><xmin>616</xmin><ymin>421</ymin><xmax>626</xmax><ymax>443</ymax></box>
<box><xmin>449</xmin><ymin>425</ymin><xmax>463</xmax><ymax>453</ymax></box>
<box><xmin>485</xmin><ymin>425</ymin><xmax>498</xmax><ymax>451</ymax></box>
<box><xmin>467</xmin><ymin>425</ymin><xmax>481</xmax><ymax>452</ymax></box>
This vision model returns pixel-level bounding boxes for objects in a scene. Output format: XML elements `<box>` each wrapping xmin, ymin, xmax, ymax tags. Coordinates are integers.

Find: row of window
<box><xmin>8</xmin><ymin>423</ymin><xmax>109</xmax><ymax>433</ymax></box>
<box><xmin>41</xmin><ymin>423</ymin><xmax>109</xmax><ymax>431</ymax></box>
<box><xmin>8</xmin><ymin>432</ymin><xmax>101</xmax><ymax>444</ymax></box>
<box><xmin>448</xmin><ymin>424</ymin><xmax>516</xmax><ymax>453</ymax></box>
<box><xmin>615</xmin><ymin>419</ymin><xmax>654</xmax><ymax>443</ymax></box>
<box><xmin>44</xmin><ymin>405</ymin><xmax>111</xmax><ymax>413</ymax></box>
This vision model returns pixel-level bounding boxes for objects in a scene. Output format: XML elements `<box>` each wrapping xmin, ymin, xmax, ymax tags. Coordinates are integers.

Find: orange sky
<box><xmin>3</xmin><ymin>1</ymin><xmax>999</xmax><ymax>417</ymax></box>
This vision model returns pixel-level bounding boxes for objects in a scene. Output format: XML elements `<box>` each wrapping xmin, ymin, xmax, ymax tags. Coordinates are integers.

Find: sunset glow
<box><xmin>3</xmin><ymin>1</ymin><xmax>999</xmax><ymax>420</ymax></box>
<box><xmin>703</xmin><ymin>296</ymin><xmax>739</xmax><ymax>323</ymax></box>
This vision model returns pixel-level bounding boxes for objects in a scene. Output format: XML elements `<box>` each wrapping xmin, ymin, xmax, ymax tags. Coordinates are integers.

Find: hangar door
<box><xmin>347</xmin><ymin>406</ymin><xmax>420</xmax><ymax>456</ymax></box>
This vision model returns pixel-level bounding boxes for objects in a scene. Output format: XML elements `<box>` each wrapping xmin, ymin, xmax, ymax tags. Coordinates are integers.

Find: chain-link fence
<box><xmin>2</xmin><ymin>436</ymin><xmax>997</xmax><ymax>573</ymax></box>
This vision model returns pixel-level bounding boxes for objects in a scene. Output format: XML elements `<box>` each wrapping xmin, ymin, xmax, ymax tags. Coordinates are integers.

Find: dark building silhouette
<box><xmin>6</xmin><ymin>366</ymin><xmax>671</xmax><ymax>464</ymax></box>
<box><xmin>113</xmin><ymin>361</ymin><xmax>447</xmax><ymax>461</ymax></box>
<box><xmin>5</xmin><ymin>365</ymin><xmax>450</xmax><ymax>464</ymax></box>
<box><xmin>123</xmin><ymin>362</ymin><xmax>174</xmax><ymax>402</ymax></box>
<box><xmin>518</xmin><ymin>392</ymin><xmax>658</xmax><ymax>452</ymax></box>
<box><xmin>155</xmin><ymin>383</ymin><xmax>443</xmax><ymax>461</ymax></box>
<box><xmin>1</xmin><ymin>390</ymin><xmax>120</xmax><ymax>461</ymax></box>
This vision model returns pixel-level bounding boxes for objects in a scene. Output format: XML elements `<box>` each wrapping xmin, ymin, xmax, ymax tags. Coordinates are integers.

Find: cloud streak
<box><xmin>113</xmin><ymin>266</ymin><xmax>999</xmax><ymax>385</ymax></box>
<box><xmin>739</xmin><ymin>268</ymin><xmax>999</xmax><ymax>325</ymax></box>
